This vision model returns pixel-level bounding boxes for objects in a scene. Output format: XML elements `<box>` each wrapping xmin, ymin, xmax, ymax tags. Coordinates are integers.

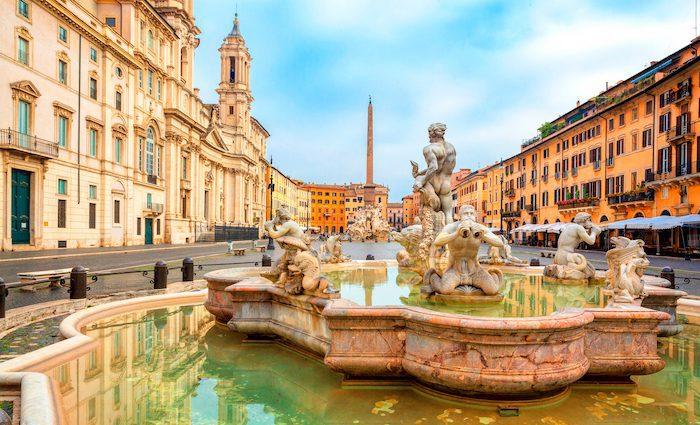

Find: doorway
<box><xmin>11</xmin><ymin>169</ymin><xmax>31</xmax><ymax>244</ymax></box>
<box><xmin>145</xmin><ymin>218</ymin><xmax>153</xmax><ymax>245</ymax></box>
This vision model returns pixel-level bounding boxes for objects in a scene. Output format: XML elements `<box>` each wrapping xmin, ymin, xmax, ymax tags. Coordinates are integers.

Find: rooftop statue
<box><xmin>543</xmin><ymin>212</ymin><xmax>601</xmax><ymax>281</ymax></box>
<box><xmin>605</xmin><ymin>236</ymin><xmax>649</xmax><ymax>303</ymax></box>
<box><xmin>264</xmin><ymin>207</ymin><xmax>336</xmax><ymax>296</ymax></box>
<box><xmin>410</xmin><ymin>123</ymin><xmax>456</xmax><ymax>273</ymax></box>
<box><xmin>422</xmin><ymin>205</ymin><xmax>504</xmax><ymax>296</ymax></box>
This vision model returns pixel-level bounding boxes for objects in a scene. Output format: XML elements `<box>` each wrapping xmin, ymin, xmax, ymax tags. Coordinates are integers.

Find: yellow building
<box><xmin>266</xmin><ymin>165</ymin><xmax>309</xmax><ymax>226</ymax></box>
<box><xmin>0</xmin><ymin>0</ymin><xmax>269</xmax><ymax>250</ymax></box>
<box><xmin>450</xmin><ymin>37</ymin><xmax>700</xmax><ymax>251</ymax></box>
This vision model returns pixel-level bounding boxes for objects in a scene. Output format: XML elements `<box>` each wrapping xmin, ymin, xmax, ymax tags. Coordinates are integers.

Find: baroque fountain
<box><xmin>203</xmin><ymin>122</ymin><xmax>687</xmax><ymax>400</ymax></box>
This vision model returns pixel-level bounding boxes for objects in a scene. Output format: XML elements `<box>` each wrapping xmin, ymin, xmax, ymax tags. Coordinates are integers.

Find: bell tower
<box><xmin>216</xmin><ymin>14</ymin><xmax>253</xmax><ymax>128</ymax></box>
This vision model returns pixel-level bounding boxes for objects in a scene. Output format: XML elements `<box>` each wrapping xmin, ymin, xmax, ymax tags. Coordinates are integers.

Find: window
<box><xmin>90</xmin><ymin>47</ymin><xmax>97</xmax><ymax>62</ymax></box>
<box><xmin>89</xmin><ymin>185</ymin><xmax>97</xmax><ymax>199</ymax></box>
<box><xmin>608</xmin><ymin>118</ymin><xmax>614</xmax><ymax>131</ymax></box>
<box><xmin>645</xmin><ymin>100</ymin><xmax>653</xmax><ymax>115</ymax></box>
<box><xmin>57</xmin><ymin>116</ymin><xmax>68</xmax><ymax>147</ymax></box>
<box><xmin>58</xmin><ymin>26</ymin><xmax>68</xmax><ymax>43</ymax></box>
<box><xmin>156</xmin><ymin>219</ymin><xmax>160</xmax><ymax>235</ymax></box>
<box><xmin>615</xmin><ymin>175</ymin><xmax>625</xmax><ymax>194</ymax></box>
<box><xmin>658</xmin><ymin>147</ymin><xmax>671</xmax><ymax>173</ymax></box>
<box><xmin>543</xmin><ymin>148</ymin><xmax>549</xmax><ymax>159</ymax></box>
<box><xmin>157</xmin><ymin>145</ymin><xmax>162</xmax><ymax>176</ymax></box>
<box><xmin>136</xmin><ymin>217</ymin><xmax>141</xmax><ymax>235</ymax></box>
<box><xmin>147</xmin><ymin>30</ymin><xmax>153</xmax><ymax>50</ymax></box>
<box><xmin>89</xmin><ymin>128</ymin><xmax>97</xmax><ymax>157</ymax></box>
<box><xmin>642</xmin><ymin>128</ymin><xmax>652</xmax><ymax>147</ymax></box>
<box><xmin>146</xmin><ymin>128</ymin><xmax>155</xmax><ymax>175</ymax></box>
<box><xmin>616</xmin><ymin>138</ymin><xmax>625</xmax><ymax>156</ymax></box>
<box><xmin>157</xmin><ymin>79</ymin><xmax>161</xmax><ymax>100</ymax></box>
<box><xmin>105</xmin><ymin>17</ymin><xmax>117</xmax><ymax>28</ymax></box>
<box><xmin>115</xmin><ymin>67</ymin><xmax>122</xmax><ymax>78</ymax></box>
<box><xmin>115</xmin><ymin>137</ymin><xmax>122</xmax><ymax>163</ymax></box>
<box><xmin>631</xmin><ymin>133</ymin><xmax>638</xmax><ymax>151</ymax></box>
<box><xmin>89</xmin><ymin>77</ymin><xmax>97</xmax><ymax>100</ymax></box>
<box><xmin>58</xmin><ymin>60</ymin><xmax>67</xmax><ymax>84</ymax></box>
<box><xmin>631</xmin><ymin>107</ymin><xmax>638</xmax><ymax>122</ymax></box>
<box><xmin>114</xmin><ymin>199</ymin><xmax>121</xmax><ymax>224</ymax></box>
<box><xmin>57</xmin><ymin>179</ymin><xmax>67</xmax><ymax>195</ymax></box>
<box><xmin>138</xmin><ymin>69</ymin><xmax>143</xmax><ymax>88</ymax></box>
<box><xmin>115</xmin><ymin>90</ymin><xmax>122</xmax><ymax>111</ymax></box>
<box><xmin>147</xmin><ymin>70</ymin><xmax>153</xmax><ymax>95</ymax></box>
<box><xmin>660</xmin><ymin>91</ymin><xmax>671</xmax><ymax>107</ymax></box>
<box><xmin>659</xmin><ymin>112</ymin><xmax>670</xmax><ymax>133</ymax></box>
<box><xmin>58</xmin><ymin>200</ymin><xmax>66</xmax><ymax>228</ymax></box>
<box><xmin>17</xmin><ymin>36</ymin><xmax>28</xmax><ymax>65</ymax></box>
<box><xmin>137</xmin><ymin>137</ymin><xmax>143</xmax><ymax>171</ymax></box>
<box><xmin>89</xmin><ymin>203</ymin><xmax>96</xmax><ymax>229</ymax></box>
<box><xmin>618</xmin><ymin>113</ymin><xmax>625</xmax><ymax>127</ymax></box>
<box><xmin>182</xmin><ymin>156</ymin><xmax>187</xmax><ymax>179</ymax></box>
<box><xmin>17</xmin><ymin>0</ymin><xmax>29</xmax><ymax>18</ymax></box>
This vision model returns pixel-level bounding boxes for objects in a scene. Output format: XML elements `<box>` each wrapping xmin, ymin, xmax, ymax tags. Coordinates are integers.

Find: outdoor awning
<box><xmin>607</xmin><ymin>214</ymin><xmax>700</xmax><ymax>230</ymax></box>
<box><xmin>512</xmin><ymin>224</ymin><xmax>539</xmax><ymax>233</ymax></box>
<box><xmin>512</xmin><ymin>221</ymin><xmax>607</xmax><ymax>234</ymax></box>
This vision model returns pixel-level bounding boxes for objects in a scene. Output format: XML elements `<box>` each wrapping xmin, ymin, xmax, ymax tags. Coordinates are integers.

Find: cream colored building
<box><xmin>0</xmin><ymin>0</ymin><xmax>268</xmax><ymax>250</ymax></box>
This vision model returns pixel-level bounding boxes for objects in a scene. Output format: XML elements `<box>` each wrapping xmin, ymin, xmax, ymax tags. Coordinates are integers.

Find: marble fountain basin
<box><xmin>203</xmin><ymin>260</ymin><xmax>681</xmax><ymax>399</ymax></box>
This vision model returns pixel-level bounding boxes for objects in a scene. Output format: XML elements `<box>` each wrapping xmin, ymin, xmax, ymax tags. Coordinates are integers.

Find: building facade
<box><xmin>1</xmin><ymin>0</ymin><xmax>268</xmax><ymax>251</ymax></box>
<box><xmin>402</xmin><ymin>195</ymin><xmax>414</xmax><ymax>226</ymax></box>
<box><xmin>266</xmin><ymin>165</ymin><xmax>310</xmax><ymax>227</ymax></box>
<box><xmin>444</xmin><ymin>38</ymin><xmax>700</xmax><ymax>241</ymax></box>
<box><xmin>386</xmin><ymin>202</ymin><xmax>403</xmax><ymax>229</ymax></box>
<box><xmin>302</xmin><ymin>183</ymin><xmax>347</xmax><ymax>233</ymax></box>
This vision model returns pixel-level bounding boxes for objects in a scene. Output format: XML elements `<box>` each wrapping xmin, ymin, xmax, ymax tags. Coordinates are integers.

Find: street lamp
<box><xmin>267</xmin><ymin>178</ymin><xmax>275</xmax><ymax>250</ymax></box>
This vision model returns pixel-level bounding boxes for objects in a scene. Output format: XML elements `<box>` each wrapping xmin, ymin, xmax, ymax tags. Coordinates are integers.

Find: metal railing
<box><xmin>607</xmin><ymin>190</ymin><xmax>654</xmax><ymax>205</ymax></box>
<box><xmin>144</xmin><ymin>202</ymin><xmax>164</xmax><ymax>214</ymax></box>
<box><xmin>647</xmin><ymin>160</ymin><xmax>700</xmax><ymax>181</ymax></box>
<box><xmin>0</xmin><ymin>128</ymin><xmax>59</xmax><ymax>158</ymax></box>
<box><xmin>556</xmin><ymin>198</ymin><xmax>600</xmax><ymax>210</ymax></box>
<box><xmin>0</xmin><ymin>256</ymin><xmax>267</xmax><ymax>318</ymax></box>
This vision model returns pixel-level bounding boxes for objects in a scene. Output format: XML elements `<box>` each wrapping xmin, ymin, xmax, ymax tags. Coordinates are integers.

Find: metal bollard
<box><xmin>530</xmin><ymin>258</ymin><xmax>540</xmax><ymax>267</ymax></box>
<box><xmin>660</xmin><ymin>267</ymin><xmax>675</xmax><ymax>289</ymax></box>
<box><xmin>0</xmin><ymin>278</ymin><xmax>6</xmax><ymax>319</ymax></box>
<box><xmin>70</xmin><ymin>266</ymin><xmax>87</xmax><ymax>299</ymax></box>
<box><xmin>366</xmin><ymin>254</ymin><xmax>375</xmax><ymax>260</ymax></box>
<box><xmin>154</xmin><ymin>261</ymin><xmax>168</xmax><ymax>289</ymax></box>
<box><xmin>261</xmin><ymin>254</ymin><xmax>272</xmax><ymax>267</ymax></box>
<box><xmin>182</xmin><ymin>257</ymin><xmax>194</xmax><ymax>282</ymax></box>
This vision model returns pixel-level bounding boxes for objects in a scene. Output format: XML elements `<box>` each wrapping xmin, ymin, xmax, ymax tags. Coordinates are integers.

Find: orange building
<box><xmin>301</xmin><ymin>183</ymin><xmax>347</xmax><ymax>233</ymax></box>
<box><xmin>402</xmin><ymin>195</ymin><xmax>415</xmax><ymax>226</ymax></box>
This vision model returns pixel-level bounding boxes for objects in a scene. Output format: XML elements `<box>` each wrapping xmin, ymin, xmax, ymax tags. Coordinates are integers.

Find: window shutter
<box><xmin>657</xmin><ymin>149</ymin><xmax>662</xmax><ymax>172</ymax></box>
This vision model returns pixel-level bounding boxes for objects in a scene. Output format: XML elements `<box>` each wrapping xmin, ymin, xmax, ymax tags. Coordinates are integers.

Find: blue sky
<box><xmin>193</xmin><ymin>0</ymin><xmax>695</xmax><ymax>202</ymax></box>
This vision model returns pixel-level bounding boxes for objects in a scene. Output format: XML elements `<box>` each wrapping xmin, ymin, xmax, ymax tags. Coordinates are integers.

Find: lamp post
<box><xmin>267</xmin><ymin>177</ymin><xmax>275</xmax><ymax>250</ymax></box>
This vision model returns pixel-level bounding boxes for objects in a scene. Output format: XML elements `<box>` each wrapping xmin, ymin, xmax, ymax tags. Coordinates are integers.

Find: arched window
<box><xmin>147</xmin><ymin>30</ymin><xmax>153</xmax><ymax>50</ymax></box>
<box><xmin>180</xmin><ymin>47</ymin><xmax>187</xmax><ymax>80</ymax></box>
<box><xmin>146</xmin><ymin>127</ymin><xmax>155</xmax><ymax>176</ymax></box>
<box><xmin>634</xmin><ymin>212</ymin><xmax>644</xmax><ymax>218</ymax></box>
<box><xmin>661</xmin><ymin>210</ymin><xmax>671</xmax><ymax>216</ymax></box>
<box><xmin>600</xmin><ymin>215</ymin><xmax>609</xmax><ymax>222</ymax></box>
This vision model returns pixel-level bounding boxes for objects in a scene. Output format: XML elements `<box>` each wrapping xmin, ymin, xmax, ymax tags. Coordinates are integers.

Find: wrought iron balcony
<box><xmin>607</xmin><ymin>190</ymin><xmax>654</xmax><ymax>205</ymax></box>
<box><xmin>557</xmin><ymin>198</ymin><xmax>600</xmax><ymax>210</ymax></box>
<box><xmin>502</xmin><ymin>209</ymin><xmax>521</xmax><ymax>219</ymax></box>
<box><xmin>606</xmin><ymin>157</ymin><xmax>614</xmax><ymax>166</ymax></box>
<box><xmin>571</xmin><ymin>167</ymin><xmax>578</xmax><ymax>177</ymax></box>
<box><xmin>525</xmin><ymin>204</ymin><xmax>536</xmax><ymax>213</ymax></box>
<box><xmin>562</xmin><ymin>170</ymin><xmax>569</xmax><ymax>179</ymax></box>
<box><xmin>143</xmin><ymin>202</ymin><xmax>164</xmax><ymax>215</ymax></box>
<box><xmin>647</xmin><ymin>161</ymin><xmax>700</xmax><ymax>181</ymax></box>
<box><xmin>665</xmin><ymin>120</ymin><xmax>694</xmax><ymax>145</ymax></box>
<box><xmin>593</xmin><ymin>160</ymin><xmax>601</xmax><ymax>170</ymax></box>
<box><xmin>504</xmin><ymin>188</ymin><xmax>515</xmax><ymax>197</ymax></box>
<box><xmin>0</xmin><ymin>128</ymin><xmax>58</xmax><ymax>158</ymax></box>
<box><xmin>555</xmin><ymin>171</ymin><xmax>560</xmax><ymax>180</ymax></box>
<box><xmin>542</xmin><ymin>174</ymin><xmax>548</xmax><ymax>183</ymax></box>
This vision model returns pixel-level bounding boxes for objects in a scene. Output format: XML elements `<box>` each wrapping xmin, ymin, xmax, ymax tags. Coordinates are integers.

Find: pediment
<box><xmin>10</xmin><ymin>80</ymin><xmax>40</xmax><ymax>98</ymax></box>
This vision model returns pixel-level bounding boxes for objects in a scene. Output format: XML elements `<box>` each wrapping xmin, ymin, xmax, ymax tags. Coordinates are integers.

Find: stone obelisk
<box><xmin>364</xmin><ymin>96</ymin><xmax>376</xmax><ymax>205</ymax></box>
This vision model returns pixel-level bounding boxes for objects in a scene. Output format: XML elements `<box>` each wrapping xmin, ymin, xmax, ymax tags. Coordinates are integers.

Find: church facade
<box><xmin>0</xmin><ymin>0</ymin><xmax>268</xmax><ymax>250</ymax></box>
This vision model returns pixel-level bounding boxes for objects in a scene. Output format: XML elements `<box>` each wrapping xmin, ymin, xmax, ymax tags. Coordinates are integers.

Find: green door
<box><xmin>11</xmin><ymin>169</ymin><xmax>31</xmax><ymax>244</ymax></box>
<box><xmin>145</xmin><ymin>218</ymin><xmax>153</xmax><ymax>245</ymax></box>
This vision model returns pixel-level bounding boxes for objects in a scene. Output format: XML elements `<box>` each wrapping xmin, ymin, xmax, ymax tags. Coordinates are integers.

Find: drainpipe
<box><xmin>77</xmin><ymin>35</ymin><xmax>82</xmax><ymax>203</ymax></box>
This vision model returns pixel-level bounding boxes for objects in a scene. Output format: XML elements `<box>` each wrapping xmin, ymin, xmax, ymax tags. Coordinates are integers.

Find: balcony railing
<box><xmin>0</xmin><ymin>128</ymin><xmax>59</xmax><ymax>158</ymax></box>
<box><xmin>542</xmin><ymin>174</ymin><xmax>548</xmax><ymax>183</ymax></box>
<box><xmin>555</xmin><ymin>171</ymin><xmax>560</xmax><ymax>180</ymax></box>
<box><xmin>665</xmin><ymin>121</ymin><xmax>694</xmax><ymax>145</ymax></box>
<box><xmin>502</xmin><ymin>209</ymin><xmax>521</xmax><ymax>218</ymax></box>
<box><xmin>144</xmin><ymin>202</ymin><xmax>164</xmax><ymax>214</ymax></box>
<box><xmin>525</xmin><ymin>204</ymin><xmax>536</xmax><ymax>213</ymax></box>
<box><xmin>571</xmin><ymin>167</ymin><xmax>578</xmax><ymax>177</ymax></box>
<box><xmin>593</xmin><ymin>160</ymin><xmax>601</xmax><ymax>170</ymax></box>
<box><xmin>504</xmin><ymin>188</ymin><xmax>515</xmax><ymax>197</ymax></box>
<box><xmin>607</xmin><ymin>190</ymin><xmax>654</xmax><ymax>205</ymax></box>
<box><xmin>647</xmin><ymin>160</ymin><xmax>700</xmax><ymax>181</ymax></box>
<box><xmin>606</xmin><ymin>157</ymin><xmax>614</xmax><ymax>166</ymax></box>
<box><xmin>672</xmin><ymin>85</ymin><xmax>691</xmax><ymax>104</ymax></box>
<box><xmin>562</xmin><ymin>170</ymin><xmax>569</xmax><ymax>179</ymax></box>
<box><xmin>557</xmin><ymin>198</ymin><xmax>600</xmax><ymax>210</ymax></box>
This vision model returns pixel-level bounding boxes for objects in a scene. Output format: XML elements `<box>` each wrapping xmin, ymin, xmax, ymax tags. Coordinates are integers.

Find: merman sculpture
<box><xmin>479</xmin><ymin>235</ymin><xmax>528</xmax><ymax>267</ymax></box>
<box><xmin>605</xmin><ymin>236</ymin><xmax>649</xmax><ymax>303</ymax></box>
<box><xmin>544</xmin><ymin>212</ymin><xmax>601</xmax><ymax>281</ymax></box>
<box><xmin>410</xmin><ymin>123</ymin><xmax>456</xmax><ymax>273</ymax></box>
<box><xmin>347</xmin><ymin>205</ymin><xmax>391</xmax><ymax>241</ymax></box>
<box><xmin>264</xmin><ymin>207</ymin><xmax>336</xmax><ymax>296</ymax></box>
<box><xmin>422</xmin><ymin>205</ymin><xmax>504</xmax><ymax>296</ymax></box>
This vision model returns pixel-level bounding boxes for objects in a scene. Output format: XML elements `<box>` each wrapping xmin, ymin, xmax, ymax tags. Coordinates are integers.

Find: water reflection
<box><xmin>325</xmin><ymin>267</ymin><xmax>608</xmax><ymax>317</ymax></box>
<box><xmin>46</xmin><ymin>305</ymin><xmax>699</xmax><ymax>424</ymax></box>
